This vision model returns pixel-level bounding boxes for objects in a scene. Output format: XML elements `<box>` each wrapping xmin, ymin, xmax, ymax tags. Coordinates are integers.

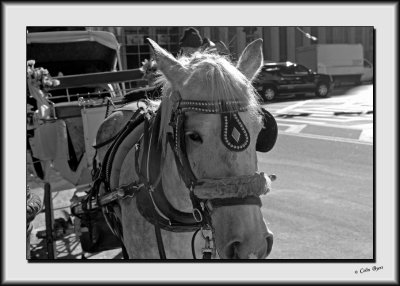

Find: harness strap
<box><xmin>134</xmin><ymin>116</ymin><xmax>169</xmax><ymax>259</ymax></box>
<box><xmin>154</xmin><ymin>218</ymin><xmax>166</xmax><ymax>259</ymax></box>
<box><xmin>166</xmin><ymin>132</ymin><xmax>197</xmax><ymax>189</ymax></box>
<box><xmin>121</xmin><ymin>243</ymin><xmax>129</xmax><ymax>259</ymax></box>
<box><xmin>93</xmin><ymin>99</ymin><xmax>151</xmax><ymax>150</ymax></box>
<box><xmin>166</xmin><ymin>133</ymin><xmax>213</xmax><ymax>229</ymax></box>
<box><xmin>91</xmin><ymin>107</ymin><xmax>148</xmax><ymax>259</ymax></box>
<box><xmin>98</xmin><ymin>182</ymin><xmax>144</xmax><ymax>206</ymax></box>
<box><xmin>210</xmin><ymin>196</ymin><xmax>262</xmax><ymax>208</ymax></box>
<box><xmin>93</xmin><ymin>133</ymin><xmax>120</xmax><ymax>150</ymax></box>
<box><xmin>103</xmin><ymin>109</ymin><xmax>147</xmax><ymax>190</ymax></box>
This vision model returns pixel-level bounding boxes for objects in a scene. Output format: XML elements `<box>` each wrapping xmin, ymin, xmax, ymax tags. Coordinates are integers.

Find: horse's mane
<box><xmin>154</xmin><ymin>51</ymin><xmax>262</xmax><ymax>156</ymax></box>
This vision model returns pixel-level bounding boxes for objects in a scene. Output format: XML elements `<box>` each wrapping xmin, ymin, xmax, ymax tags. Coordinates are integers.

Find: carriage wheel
<box><xmin>44</xmin><ymin>182</ymin><xmax>56</xmax><ymax>259</ymax></box>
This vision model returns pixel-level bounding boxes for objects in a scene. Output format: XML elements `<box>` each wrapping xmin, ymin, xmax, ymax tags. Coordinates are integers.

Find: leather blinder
<box><xmin>256</xmin><ymin>108</ymin><xmax>278</xmax><ymax>153</ymax></box>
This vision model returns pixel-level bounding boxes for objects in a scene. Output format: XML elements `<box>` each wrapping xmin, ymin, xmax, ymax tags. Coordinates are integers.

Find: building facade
<box><xmin>88</xmin><ymin>26</ymin><xmax>374</xmax><ymax>70</ymax></box>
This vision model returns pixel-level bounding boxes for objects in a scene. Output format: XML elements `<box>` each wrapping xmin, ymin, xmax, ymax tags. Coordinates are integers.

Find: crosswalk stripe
<box><xmin>274</xmin><ymin>100</ymin><xmax>310</xmax><ymax>114</ymax></box>
<box><xmin>280</xmin><ymin>131</ymin><xmax>373</xmax><ymax>145</ymax></box>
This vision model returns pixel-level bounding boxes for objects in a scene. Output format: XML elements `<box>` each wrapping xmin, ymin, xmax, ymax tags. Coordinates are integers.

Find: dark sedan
<box><xmin>253</xmin><ymin>61</ymin><xmax>334</xmax><ymax>101</ymax></box>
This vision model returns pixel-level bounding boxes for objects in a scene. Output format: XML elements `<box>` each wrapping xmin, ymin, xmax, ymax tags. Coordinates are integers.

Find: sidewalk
<box><xmin>27</xmin><ymin>162</ymin><xmax>123</xmax><ymax>260</ymax></box>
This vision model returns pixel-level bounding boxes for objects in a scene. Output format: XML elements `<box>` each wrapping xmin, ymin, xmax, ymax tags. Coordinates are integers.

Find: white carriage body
<box><xmin>27</xmin><ymin>30</ymin><xmax>155</xmax><ymax>185</ymax></box>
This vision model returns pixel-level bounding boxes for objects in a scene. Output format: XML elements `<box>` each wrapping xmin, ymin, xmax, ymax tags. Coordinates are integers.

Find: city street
<box><xmin>258</xmin><ymin>84</ymin><xmax>373</xmax><ymax>259</ymax></box>
<box><xmin>28</xmin><ymin>85</ymin><xmax>374</xmax><ymax>260</ymax></box>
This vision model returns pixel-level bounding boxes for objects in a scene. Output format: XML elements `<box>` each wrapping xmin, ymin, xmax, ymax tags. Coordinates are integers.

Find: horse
<box><xmin>92</xmin><ymin>37</ymin><xmax>276</xmax><ymax>259</ymax></box>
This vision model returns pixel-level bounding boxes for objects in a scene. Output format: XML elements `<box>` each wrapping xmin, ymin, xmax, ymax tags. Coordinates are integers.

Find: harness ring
<box><xmin>192</xmin><ymin>208</ymin><xmax>203</xmax><ymax>222</ymax></box>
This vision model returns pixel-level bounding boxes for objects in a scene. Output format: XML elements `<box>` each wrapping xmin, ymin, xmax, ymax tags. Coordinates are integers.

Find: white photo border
<box><xmin>2</xmin><ymin>2</ymin><xmax>397</xmax><ymax>284</ymax></box>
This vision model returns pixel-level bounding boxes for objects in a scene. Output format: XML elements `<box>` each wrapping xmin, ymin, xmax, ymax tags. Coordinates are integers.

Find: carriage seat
<box><xmin>53</xmin><ymin>101</ymin><xmax>83</xmax><ymax>119</ymax></box>
<box><xmin>52</xmin><ymin>97</ymin><xmax>122</xmax><ymax>119</ymax></box>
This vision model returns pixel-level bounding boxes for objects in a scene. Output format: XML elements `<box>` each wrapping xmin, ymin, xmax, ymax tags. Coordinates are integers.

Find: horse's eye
<box><xmin>186</xmin><ymin>131</ymin><xmax>203</xmax><ymax>143</ymax></box>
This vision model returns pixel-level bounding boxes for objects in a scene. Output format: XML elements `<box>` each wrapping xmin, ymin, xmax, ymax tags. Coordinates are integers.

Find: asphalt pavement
<box><xmin>258</xmin><ymin>134</ymin><xmax>373</xmax><ymax>259</ymax></box>
<box><xmin>258</xmin><ymin>84</ymin><xmax>373</xmax><ymax>259</ymax></box>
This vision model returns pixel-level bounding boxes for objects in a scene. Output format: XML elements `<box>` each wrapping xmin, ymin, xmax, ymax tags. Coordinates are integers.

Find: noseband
<box><xmin>167</xmin><ymin>97</ymin><xmax>270</xmax><ymax>227</ymax></box>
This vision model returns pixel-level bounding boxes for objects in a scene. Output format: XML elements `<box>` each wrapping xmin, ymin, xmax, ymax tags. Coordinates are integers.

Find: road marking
<box><xmin>270</xmin><ymin>94</ymin><xmax>373</xmax><ymax>144</ymax></box>
<box><xmin>276</xmin><ymin>118</ymin><xmax>367</xmax><ymax>127</ymax></box>
<box><xmin>296</xmin><ymin>115</ymin><xmax>351</xmax><ymax>121</ymax></box>
<box><xmin>275</xmin><ymin>100</ymin><xmax>311</xmax><ymax>115</ymax></box>
<box><xmin>358</xmin><ymin>127</ymin><xmax>373</xmax><ymax>142</ymax></box>
<box><xmin>352</xmin><ymin>123</ymin><xmax>373</xmax><ymax>129</ymax></box>
<box><xmin>280</xmin><ymin>131</ymin><xmax>373</xmax><ymax>145</ymax></box>
<box><xmin>279</xmin><ymin>123</ymin><xmax>307</xmax><ymax>133</ymax></box>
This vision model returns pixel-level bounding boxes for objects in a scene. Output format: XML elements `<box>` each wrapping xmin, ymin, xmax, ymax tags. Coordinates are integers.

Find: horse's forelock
<box><xmin>183</xmin><ymin>53</ymin><xmax>261</xmax><ymax>111</ymax></box>
<box><xmin>157</xmin><ymin>51</ymin><xmax>262</xmax><ymax>157</ymax></box>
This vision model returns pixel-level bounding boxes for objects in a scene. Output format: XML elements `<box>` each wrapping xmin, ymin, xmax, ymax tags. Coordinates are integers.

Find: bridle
<box><xmin>166</xmin><ymin>95</ymin><xmax>271</xmax><ymax>252</ymax></box>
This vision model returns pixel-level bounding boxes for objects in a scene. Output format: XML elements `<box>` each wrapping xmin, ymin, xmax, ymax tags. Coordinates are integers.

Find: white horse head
<box><xmin>149</xmin><ymin>37</ymin><xmax>273</xmax><ymax>259</ymax></box>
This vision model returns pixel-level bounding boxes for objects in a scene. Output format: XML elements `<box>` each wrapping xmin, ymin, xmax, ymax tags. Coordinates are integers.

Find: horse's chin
<box><xmin>216</xmin><ymin>236</ymin><xmax>272</xmax><ymax>259</ymax></box>
<box><xmin>211</xmin><ymin>205</ymin><xmax>273</xmax><ymax>259</ymax></box>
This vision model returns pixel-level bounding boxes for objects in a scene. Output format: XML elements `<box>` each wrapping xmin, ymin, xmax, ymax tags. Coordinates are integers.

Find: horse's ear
<box><xmin>146</xmin><ymin>38</ymin><xmax>187</xmax><ymax>89</ymax></box>
<box><xmin>236</xmin><ymin>38</ymin><xmax>264</xmax><ymax>81</ymax></box>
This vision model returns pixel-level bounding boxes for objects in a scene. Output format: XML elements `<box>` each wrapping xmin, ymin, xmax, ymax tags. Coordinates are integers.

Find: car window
<box><xmin>262</xmin><ymin>66</ymin><xmax>279</xmax><ymax>74</ymax></box>
<box><xmin>279</xmin><ymin>66</ymin><xmax>295</xmax><ymax>75</ymax></box>
<box><xmin>294</xmin><ymin>65</ymin><xmax>310</xmax><ymax>75</ymax></box>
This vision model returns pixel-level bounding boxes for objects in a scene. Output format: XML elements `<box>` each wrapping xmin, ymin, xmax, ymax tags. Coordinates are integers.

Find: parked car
<box><xmin>253</xmin><ymin>61</ymin><xmax>334</xmax><ymax>101</ymax></box>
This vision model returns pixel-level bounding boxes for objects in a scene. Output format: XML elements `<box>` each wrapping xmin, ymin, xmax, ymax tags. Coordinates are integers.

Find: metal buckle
<box><xmin>200</xmin><ymin>227</ymin><xmax>216</xmax><ymax>259</ymax></box>
<box><xmin>149</xmin><ymin>184</ymin><xmax>155</xmax><ymax>193</ymax></box>
<box><xmin>201</xmin><ymin>227</ymin><xmax>212</xmax><ymax>240</ymax></box>
<box><xmin>205</xmin><ymin>200</ymin><xmax>213</xmax><ymax>213</ymax></box>
<box><xmin>192</xmin><ymin>208</ymin><xmax>203</xmax><ymax>222</ymax></box>
<box><xmin>116</xmin><ymin>188</ymin><xmax>125</xmax><ymax>198</ymax></box>
<box><xmin>202</xmin><ymin>236</ymin><xmax>212</xmax><ymax>253</ymax></box>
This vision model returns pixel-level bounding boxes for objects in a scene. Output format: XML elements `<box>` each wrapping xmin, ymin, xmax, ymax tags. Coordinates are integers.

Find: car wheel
<box><xmin>316</xmin><ymin>82</ymin><xmax>329</xmax><ymax>97</ymax></box>
<box><xmin>263</xmin><ymin>87</ymin><xmax>277</xmax><ymax>101</ymax></box>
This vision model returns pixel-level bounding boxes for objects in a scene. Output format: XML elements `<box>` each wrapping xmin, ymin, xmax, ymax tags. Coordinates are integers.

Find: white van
<box><xmin>296</xmin><ymin>44</ymin><xmax>365</xmax><ymax>84</ymax></box>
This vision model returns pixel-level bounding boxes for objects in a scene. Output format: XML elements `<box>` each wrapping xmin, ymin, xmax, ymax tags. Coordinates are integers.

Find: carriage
<box><xmin>27</xmin><ymin>30</ymin><xmax>159</xmax><ymax>258</ymax></box>
<box><xmin>27</xmin><ymin>30</ymin><xmax>278</xmax><ymax>260</ymax></box>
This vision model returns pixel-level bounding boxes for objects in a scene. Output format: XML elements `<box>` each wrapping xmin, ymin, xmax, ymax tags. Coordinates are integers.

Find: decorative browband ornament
<box><xmin>220</xmin><ymin>112</ymin><xmax>250</xmax><ymax>151</ymax></box>
<box><xmin>174</xmin><ymin>100</ymin><xmax>250</xmax><ymax>152</ymax></box>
